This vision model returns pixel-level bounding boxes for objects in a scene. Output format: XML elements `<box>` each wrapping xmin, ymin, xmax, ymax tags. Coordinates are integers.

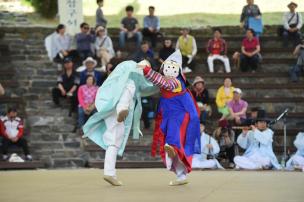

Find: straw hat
<box><xmin>83</xmin><ymin>57</ymin><xmax>97</xmax><ymax>67</ymax></box>
<box><xmin>192</xmin><ymin>76</ymin><xmax>205</xmax><ymax>86</ymax></box>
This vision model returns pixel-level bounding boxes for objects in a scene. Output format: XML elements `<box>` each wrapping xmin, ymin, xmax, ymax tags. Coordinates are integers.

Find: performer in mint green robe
<box><xmin>82</xmin><ymin>60</ymin><xmax>157</xmax><ymax>186</ymax></box>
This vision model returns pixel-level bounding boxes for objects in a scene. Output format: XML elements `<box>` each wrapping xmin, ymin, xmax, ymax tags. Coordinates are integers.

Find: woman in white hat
<box><xmin>95</xmin><ymin>26</ymin><xmax>115</xmax><ymax>71</ymax></box>
<box><xmin>80</xmin><ymin>57</ymin><xmax>107</xmax><ymax>86</ymax></box>
<box><xmin>191</xmin><ymin>76</ymin><xmax>211</xmax><ymax>125</ymax></box>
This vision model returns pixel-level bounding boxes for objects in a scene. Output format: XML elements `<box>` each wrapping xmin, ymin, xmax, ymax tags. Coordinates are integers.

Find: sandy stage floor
<box><xmin>0</xmin><ymin>169</ymin><xmax>303</xmax><ymax>202</ymax></box>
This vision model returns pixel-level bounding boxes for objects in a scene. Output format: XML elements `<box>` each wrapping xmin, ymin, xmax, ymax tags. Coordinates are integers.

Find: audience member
<box><xmin>213</xmin><ymin>119</ymin><xmax>236</xmax><ymax>168</ymax></box>
<box><xmin>215</xmin><ymin>78</ymin><xmax>234</xmax><ymax>120</ymax></box>
<box><xmin>53</xmin><ymin>24</ymin><xmax>79</xmax><ymax>64</ymax></box>
<box><xmin>192</xmin><ymin>124</ymin><xmax>224</xmax><ymax>170</ymax></box>
<box><xmin>282</xmin><ymin>2</ymin><xmax>303</xmax><ymax>47</ymax></box>
<box><xmin>176</xmin><ymin>28</ymin><xmax>197</xmax><ymax>73</ymax></box>
<box><xmin>119</xmin><ymin>5</ymin><xmax>142</xmax><ymax>49</ymax></box>
<box><xmin>75</xmin><ymin>22</ymin><xmax>95</xmax><ymax>62</ymax></box>
<box><xmin>95</xmin><ymin>26</ymin><xmax>115</xmax><ymax>70</ymax></box>
<box><xmin>207</xmin><ymin>28</ymin><xmax>231</xmax><ymax>73</ymax></box>
<box><xmin>240</xmin><ymin>28</ymin><xmax>261</xmax><ymax>72</ymax></box>
<box><xmin>52</xmin><ymin>57</ymin><xmax>79</xmax><ymax>113</ymax></box>
<box><xmin>234</xmin><ymin>111</ymin><xmax>281</xmax><ymax>170</ymax></box>
<box><xmin>289</xmin><ymin>40</ymin><xmax>304</xmax><ymax>82</ymax></box>
<box><xmin>80</xmin><ymin>57</ymin><xmax>107</xmax><ymax>86</ymax></box>
<box><xmin>286</xmin><ymin>132</ymin><xmax>304</xmax><ymax>172</ymax></box>
<box><xmin>131</xmin><ymin>41</ymin><xmax>156</xmax><ymax>69</ymax></box>
<box><xmin>77</xmin><ymin>75</ymin><xmax>98</xmax><ymax>128</ymax></box>
<box><xmin>191</xmin><ymin>76</ymin><xmax>211</xmax><ymax>125</ymax></box>
<box><xmin>142</xmin><ymin>6</ymin><xmax>161</xmax><ymax>48</ymax></box>
<box><xmin>0</xmin><ymin>83</ymin><xmax>4</xmax><ymax>116</ymax></box>
<box><xmin>0</xmin><ymin>108</ymin><xmax>32</xmax><ymax>161</ymax></box>
<box><xmin>244</xmin><ymin>107</ymin><xmax>261</xmax><ymax>125</ymax></box>
<box><xmin>96</xmin><ymin>0</ymin><xmax>107</xmax><ymax>28</ymax></box>
<box><xmin>227</xmin><ymin>88</ymin><xmax>248</xmax><ymax>125</ymax></box>
<box><xmin>158</xmin><ymin>38</ymin><xmax>175</xmax><ymax>67</ymax></box>
<box><xmin>240</xmin><ymin>0</ymin><xmax>262</xmax><ymax>30</ymax></box>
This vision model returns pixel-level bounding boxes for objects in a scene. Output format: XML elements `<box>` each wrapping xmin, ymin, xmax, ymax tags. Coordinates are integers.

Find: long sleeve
<box><xmin>294</xmin><ymin>132</ymin><xmax>304</xmax><ymax>151</ymax></box>
<box><xmin>237</xmin><ymin>132</ymin><xmax>250</xmax><ymax>149</ymax></box>
<box><xmin>0</xmin><ymin>120</ymin><xmax>5</xmax><ymax>138</ymax></box>
<box><xmin>240</xmin><ymin>6</ymin><xmax>246</xmax><ymax>22</ymax></box>
<box><xmin>16</xmin><ymin>120</ymin><xmax>24</xmax><ymax>139</ymax></box>
<box><xmin>143</xmin><ymin>16</ymin><xmax>149</xmax><ymax>28</ymax></box>
<box><xmin>77</xmin><ymin>86</ymin><xmax>86</xmax><ymax>108</ymax></box>
<box><xmin>156</xmin><ymin>17</ymin><xmax>160</xmax><ymax>31</ymax></box>
<box><xmin>206</xmin><ymin>39</ymin><xmax>212</xmax><ymax>54</ymax></box>
<box><xmin>215</xmin><ymin>87</ymin><xmax>225</xmax><ymax>108</ymax></box>
<box><xmin>297</xmin><ymin>12</ymin><xmax>303</xmax><ymax>30</ymax></box>
<box><xmin>223</xmin><ymin>39</ymin><xmax>228</xmax><ymax>55</ymax></box>
<box><xmin>253</xmin><ymin>129</ymin><xmax>273</xmax><ymax>146</ymax></box>
<box><xmin>175</xmin><ymin>39</ymin><xmax>180</xmax><ymax>51</ymax></box>
<box><xmin>143</xmin><ymin>66</ymin><xmax>179</xmax><ymax>91</ymax></box>
<box><xmin>283</xmin><ymin>12</ymin><xmax>290</xmax><ymax>30</ymax></box>
<box><xmin>210</xmin><ymin>136</ymin><xmax>220</xmax><ymax>155</ymax></box>
<box><xmin>192</xmin><ymin>37</ymin><xmax>197</xmax><ymax>56</ymax></box>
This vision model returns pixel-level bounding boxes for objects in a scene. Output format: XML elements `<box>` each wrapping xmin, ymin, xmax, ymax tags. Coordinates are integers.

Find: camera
<box><xmin>206</xmin><ymin>154</ymin><xmax>214</xmax><ymax>160</ymax></box>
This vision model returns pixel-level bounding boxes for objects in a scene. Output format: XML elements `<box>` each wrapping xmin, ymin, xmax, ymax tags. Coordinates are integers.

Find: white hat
<box><xmin>83</xmin><ymin>57</ymin><xmax>97</xmax><ymax>67</ymax></box>
<box><xmin>233</xmin><ymin>88</ymin><xmax>242</xmax><ymax>94</ymax></box>
<box><xmin>165</xmin><ymin>50</ymin><xmax>182</xmax><ymax>67</ymax></box>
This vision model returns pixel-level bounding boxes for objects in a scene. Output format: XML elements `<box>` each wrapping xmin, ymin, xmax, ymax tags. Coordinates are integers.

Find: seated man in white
<box><xmin>234</xmin><ymin>111</ymin><xmax>281</xmax><ymax>170</ymax></box>
<box><xmin>192</xmin><ymin>124</ymin><xmax>224</xmax><ymax>170</ymax></box>
<box><xmin>286</xmin><ymin>132</ymin><xmax>304</xmax><ymax>172</ymax></box>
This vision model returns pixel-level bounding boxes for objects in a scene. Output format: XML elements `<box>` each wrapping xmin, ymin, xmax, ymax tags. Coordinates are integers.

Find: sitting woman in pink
<box><xmin>77</xmin><ymin>75</ymin><xmax>99</xmax><ymax>128</ymax></box>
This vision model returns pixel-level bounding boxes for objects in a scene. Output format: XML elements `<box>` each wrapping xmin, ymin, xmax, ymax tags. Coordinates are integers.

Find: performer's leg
<box><xmin>116</xmin><ymin>80</ymin><xmax>136</xmax><ymax>122</ymax></box>
<box><xmin>169</xmin><ymin>157</ymin><xmax>188</xmax><ymax>186</ymax></box>
<box><xmin>234</xmin><ymin>155</ymin><xmax>260</xmax><ymax>170</ymax></box>
<box><xmin>291</xmin><ymin>155</ymin><xmax>304</xmax><ymax>170</ymax></box>
<box><xmin>104</xmin><ymin>145</ymin><xmax>119</xmax><ymax>176</ymax></box>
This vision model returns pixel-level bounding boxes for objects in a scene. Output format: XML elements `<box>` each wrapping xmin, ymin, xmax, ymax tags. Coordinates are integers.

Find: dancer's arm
<box><xmin>142</xmin><ymin>66</ymin><xmax>179</xmax><ymax>91</ymax></box>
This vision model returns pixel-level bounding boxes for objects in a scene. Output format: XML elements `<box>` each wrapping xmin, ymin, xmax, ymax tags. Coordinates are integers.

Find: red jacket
<box><xmin>0</xmin><ymin>116</ymin><xmax>24</xmax><ymax>139</ymax></box>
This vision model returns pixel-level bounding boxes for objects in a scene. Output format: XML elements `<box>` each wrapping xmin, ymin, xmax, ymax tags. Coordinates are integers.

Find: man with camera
<box><xmin>192</xmin><ymin>124</ymin><xmax>224</xmax><ymax>170</ymax></box>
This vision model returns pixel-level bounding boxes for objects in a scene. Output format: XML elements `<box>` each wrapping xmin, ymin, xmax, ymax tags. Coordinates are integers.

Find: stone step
<box><xmin>0</xmin><ymin>161</ymin><xmax>45</xmax><ymax>170</ymax></box>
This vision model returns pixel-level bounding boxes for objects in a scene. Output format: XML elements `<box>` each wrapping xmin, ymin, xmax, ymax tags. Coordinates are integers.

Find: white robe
<box><xmin>286</xmin><ymin>132</ymin><xmax>304</xmax><ymax>171</ymax></box>
<box><xmin>234</xmin><ymin>129</ymin><xmax>282</xmax><ymax>170</ymax></box>
<box><xmin>192</xmin><ymin>132</ymin><xmax>224</xmax><ymax>170</ymax></box>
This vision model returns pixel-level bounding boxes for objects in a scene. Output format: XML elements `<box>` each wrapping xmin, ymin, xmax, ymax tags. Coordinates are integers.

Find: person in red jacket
<box><xmin>0</xmin><ymin>108</ymin><xmax>32</xmax><ymax>161</ymax></box>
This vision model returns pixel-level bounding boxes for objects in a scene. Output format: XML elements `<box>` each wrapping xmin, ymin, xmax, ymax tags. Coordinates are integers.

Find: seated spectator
<box><xmin>282</xmin><ymin>2</ymin><xmax>303</xmax><ymax>47</ymax></box>
<box><xmin>289</xmin><ymin>40</ymin><xmax>304</xmax><ymax>82</ymax></box>
<box><xmin>75</xmin><ymin>22</ymin><xmax>95</xmax><ymax>62</ymax></box>
<box><xmin>0</xmin><ymin>108</ymin><xmax>32</xmax><ymax>161</ymax></box>
<box><xmin>158</xmin><ymin>38</ymin><xmax>175</xmax><ymax>67</ymax></box>
<box><xmin>77</xmin><ymin>75</ymin><xmax>98</xmax><ymax>128</ymax></box>
<box><xmin>240</xmin><ymin>0</ymin><xmax>261</xmax><ymax>30</ymax></box>
<box><xmin>119</xmin><ymin>5</ymin><xmax>142</xmax><ymax>49</ymax></box>
<box><xmin>191</xmin><ymin>76</ymin><xmax>211</xmax><ymax>125</ymax></box>
<box><xmin>53</xmin><ymin>24</ymin><xmax>79</xmax><ymax>64</ymax></box>
<box><xmin>227</xmin><ymin>88</ymin><xmax>248</xmax><ymax>125</ymax></box>
<box><xmin>80</xmin><ymin>57</ymin><xmax>107</xmax><ymax>86</ymax></box>
<box><xmin>94</xmin><ymin>26</ymin><xmax>115</xmax><ymax>70</ymax></box>
<box><xmin>240</xmin><ymin>28</ymin><xmax>261</xmax><ymax>72</ymax></box>
<box><xmin>0</xmin><ymin>83</ymin><xmax>4</xmax><ymax>96</ymax></box>
<box><xmin>96</xmin><ymin>0</ymin><xmax>107</xmax><ymax>28</ymax></box>
<box><xmin>176</xmin><ymin>28</ymin><xmax>197</xmax><ymax>73</ymax></box>
<box><xmin>213</xmin><ymin>119</ymin><xmax>236</xmax><ymax>168</ymax></box>
<box><xmin>192</xmin><ymin>124</ymin><xmax>224</xmax><ymax>170</ymax></box>
<box><xmin>215</xmin><ymin>78</ymin><xmax>234</xmax><ymax>120</ymax></box>
<box><xmin>142</xmin><ymin>6</ymin><xmax>161</xmax><ymax>48</ymax></box>
<box><xmin>141</xmin><ymin>96</ymin><xmax>154</xmax><ymax>129</ymax></box>
<box><xmin>52</xmin><ymin>57</ymin><xmax>79</xmax><ymax>114</ymax></box>
<box><xmin>234</xmin><ymin>111</ymin><xmax>281</xmax><ymax>170</ymax></box>
<box><xmin>207</xmin><ymin>28</ymin><xmax>231</xmax><ymax>73</ymax></box>
<box><xmin>131</xmin><ymin>41</ymin><xmax>156</xmax><ymax>69</ymax></box>
<box><xmin>286</xmin><ymin>131</ymin><xmax>304</xmax><ymax>171</ymax></box>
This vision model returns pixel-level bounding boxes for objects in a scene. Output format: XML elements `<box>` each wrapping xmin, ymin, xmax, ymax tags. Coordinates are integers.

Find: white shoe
<box><xmin>183</xmin><ymin>67</ymin><xmax>192</xmax><ymax>73</ymax></box>
<box><xmin>103</xmin><ymin>175</ymin><xmax>123</xmax><ymax>186</ymax></box>
<box><xmin>2</xmin><ymin>155</ymin><xmax>8</xmax><ymax>161</ymax></box>
<box><xmin>169</xmin><ymin>179</ymin><xmax>188</xmax><ymax>186</ymax></box>
<box><xmin>9</xmin><ymin>153</ymin><xmax>24</xmax><ymax>163</ymax></box>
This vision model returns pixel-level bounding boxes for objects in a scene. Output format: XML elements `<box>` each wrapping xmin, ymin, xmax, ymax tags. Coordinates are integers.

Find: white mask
<box><xmin>162</xmin><ymin>60</ymin><xmax>180</xmax><ymax>78</ymax></box>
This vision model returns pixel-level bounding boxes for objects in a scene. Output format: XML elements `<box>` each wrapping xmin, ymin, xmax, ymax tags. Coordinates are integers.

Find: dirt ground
<box><xmin>0</xmin><ymin>169</ymin><xmax>303</xmax><ymax>202</ymax></box>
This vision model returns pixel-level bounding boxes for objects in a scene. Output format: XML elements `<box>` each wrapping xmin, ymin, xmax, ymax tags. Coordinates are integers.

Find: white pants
<box><xmin>207</xmin><ymin>55</ymin><xmax>231</xmax><ymax>73</ymax></box>
<box><xmin>234</xmin><ymin>153</ymin><xmax>271</xmax><ymax>170</ymax></box>
<box><xmin>192</xmin><ymin>155</ymin><xmax>218</xmax><ymax>169</ymax></box>
<box><xmin>166</xmin><ymin>152</ymin><xmax>187</xmax><ymax>181</ymax></box>
<box><xmin>103</xmin><ymin>80</ymin><xmax>136</xmax><ymax>177</ymax></box>
<box><xmin>290</xmin><ymin>155</ymin><xmax>304</xmax><ymax>169</ymax></box>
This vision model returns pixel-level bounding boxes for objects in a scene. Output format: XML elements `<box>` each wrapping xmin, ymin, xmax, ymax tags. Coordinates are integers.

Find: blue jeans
<box><xmin>78</xmin><ymin>107</ymin><xmax>96</xmax><ymax>128</ymax></box>
<box><xmin>119</xmin><ymin>31</ymin><xmax>142</xmax><ymax>49</ymax></box>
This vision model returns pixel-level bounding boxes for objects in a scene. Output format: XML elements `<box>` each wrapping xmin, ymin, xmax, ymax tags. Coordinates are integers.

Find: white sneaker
<box><xmin>2</xmin><ymin>155</ymin><xmax>8</xmax><ymax>161</ymax></box>
<box><xmin>9</xmin><ymin>153</ymin><xmax>24</xmax><ymax>163</ymax></box>
<box><xmin>26</xmin><ymin>155</ymin><xmax>33</xmax><ymax>161</ymax></box>
<box><xmin>183</xmin><ymin>67</ymin><xmax>192</xmax><ymax>73</ymax></box>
